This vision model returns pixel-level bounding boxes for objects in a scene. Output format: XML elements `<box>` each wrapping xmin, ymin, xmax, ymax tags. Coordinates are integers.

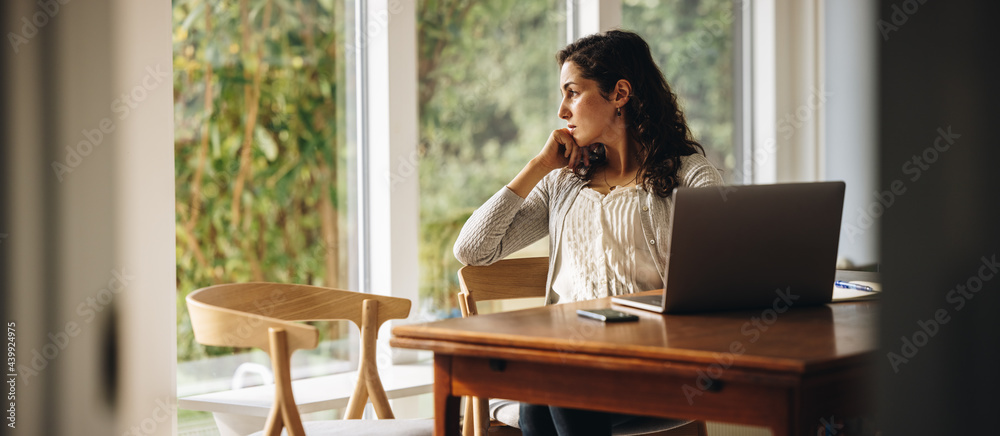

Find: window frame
<box><xmin>356</xmin><ymin>0</ymin><xmax>422</xmax><ymax>364</ymax></box>
<box><xmin>749</xmin><ymin>0</ymin><xmax>826</xmax><ymax>184</ymax></box>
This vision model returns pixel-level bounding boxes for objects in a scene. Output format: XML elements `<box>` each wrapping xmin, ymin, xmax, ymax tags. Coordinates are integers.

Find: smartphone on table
<box><xmin>576</xmin><ymin>308</ymin><xmax>639</xmax><ymax>323</ymax></box>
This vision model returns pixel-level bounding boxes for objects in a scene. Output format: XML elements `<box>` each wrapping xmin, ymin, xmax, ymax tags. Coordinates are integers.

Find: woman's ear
<box><xmin>613</xmin><ymin>79</ymin><xmax>632</xmax><ymax>107</ymax></box>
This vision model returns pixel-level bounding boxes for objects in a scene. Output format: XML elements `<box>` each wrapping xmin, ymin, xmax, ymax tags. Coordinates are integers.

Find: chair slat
<box><xmin>457</xmin><ymin>257</ymin><xmax>548</xmax><ymax>302</ymax></box>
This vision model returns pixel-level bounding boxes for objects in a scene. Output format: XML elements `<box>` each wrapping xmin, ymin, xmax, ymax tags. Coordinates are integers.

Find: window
<box><xmin>173</xmin><ymin>0</ymin><xmax>353</xmax><ymax>432</ymax></box>
<box><xmin>415</xmin><ymin>0</ymin><xmax>568</xmax><ymax>320</ymax></box>
<box><xmin>621</xmin><ymin>0</ymin><xmax>739</xmax><ymax>182</ymax></box>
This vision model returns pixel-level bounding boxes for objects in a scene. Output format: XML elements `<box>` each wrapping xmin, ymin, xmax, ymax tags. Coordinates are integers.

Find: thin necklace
<box><xmin>603</xmin><ymin>169</ymin><xmax>638</xmax><ymax>191</ymax></box>
<box><xmin>603</xmin><ymin>171</ymin><xmax>615</xmax><ymax>191</ymax></box>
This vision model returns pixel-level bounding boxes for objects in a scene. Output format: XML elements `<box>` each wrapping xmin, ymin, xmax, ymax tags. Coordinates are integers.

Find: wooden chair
<box><xmin>186</xmin><ymin>282</ymin><xmax>433</xmax><ymax>436</ymax></box>
<box><xmin>457</xmin><ymin>257</ymin><xmax>708</xmax><ymax>436</ymax></box>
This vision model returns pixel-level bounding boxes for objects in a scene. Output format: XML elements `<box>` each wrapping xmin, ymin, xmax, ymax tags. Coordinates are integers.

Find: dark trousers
<box><xmin>519</xmin><ymin>403</ymin><xmax>634</xmax><ymax>436</ymax></box>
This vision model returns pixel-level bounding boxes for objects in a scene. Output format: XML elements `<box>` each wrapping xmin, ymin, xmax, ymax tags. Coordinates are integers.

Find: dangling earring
<box><xmin>617</xmin><ymin>107</ymin><xmax>622</xmax><ymax>117</ymax></box>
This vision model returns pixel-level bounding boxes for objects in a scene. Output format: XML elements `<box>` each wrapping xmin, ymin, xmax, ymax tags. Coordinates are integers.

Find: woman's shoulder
<box><xmin>677</xmin><ymin>153</ymin><xmax>724</xmax><ymax>187</ymax></box>
<box><xmin>542</xmin><ymin>168</ymin><xmax>586</xmax><ymax>190</ymax></box>
<box><xmin>677</xmin><ymin>152</ymin><xmax>714</xmax><ymax>170</ymax></box>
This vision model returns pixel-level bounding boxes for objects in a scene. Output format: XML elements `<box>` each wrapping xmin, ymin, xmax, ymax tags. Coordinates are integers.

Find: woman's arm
<box><xmin>454</xmin><ymin>129</ymin><xmax>586</xmax><ymax>265</ymax></box>
<box><xmin>506</xmin><ymin>158</ymin><xmax>556</xmax><ymax>199</ymax></box>
<box><xmin>453</xmin><ymin>174</ymin><xmax>552</xmax><ymax>266</ymax></box>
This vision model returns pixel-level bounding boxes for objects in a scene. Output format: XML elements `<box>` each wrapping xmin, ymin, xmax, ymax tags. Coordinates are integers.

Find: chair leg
<box><xmin>463</xmin><ymin>396</ymin><xmax>475</xmax><ymax>436</ymax></box>
<box><xmin>696</xmin><ymin>420</ymin><xmax>708</xmax><ymax>436</ymax></box>
<box><xmin>473</xmin><ymin>396</ymin><xmax>490</xmax><ymax>436</ymax></box>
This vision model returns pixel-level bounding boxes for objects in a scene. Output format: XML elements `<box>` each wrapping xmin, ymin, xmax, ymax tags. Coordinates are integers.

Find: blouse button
<box><xmin>642</xmin><ymin>206</ymin><xmax>649</xmax><ymax>211</ymax></box>
<box><xmin>649</xmin><ymin>239</ymin><xmax>656</xmax><ymax>245</ymax></box>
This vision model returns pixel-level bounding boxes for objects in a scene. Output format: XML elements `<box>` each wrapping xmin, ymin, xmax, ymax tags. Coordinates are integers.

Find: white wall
<box><xmin>112</xmin><ymin>1</ymin><xmax>177</xmax><ymax>435</ymax></box>
<box><xmin>824</xmin><ymin>0</ymin><xmax>879</xmax><ymax>266</ymax></box>
<box><xmin>750</xmin><ymin>0</ymin><xmax>824</xmax><ymax>184</ymax></box>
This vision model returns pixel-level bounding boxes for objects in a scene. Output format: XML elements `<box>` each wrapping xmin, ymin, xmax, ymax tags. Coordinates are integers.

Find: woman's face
<box><xmin>558</xmin><ymin>61</ymin><xmax>621</xmax><ymax>148</ymax></box>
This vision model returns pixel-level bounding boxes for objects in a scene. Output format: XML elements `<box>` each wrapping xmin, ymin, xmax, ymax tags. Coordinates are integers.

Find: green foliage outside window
<box><xmin>623</xmin><ymin>0</ymin><xmax>736</xmax><ymax>175</ymax></box>
<box><xmin>416</xmin><ymin>0</ymin><xmax>567</xmax><ymax>317</ymax></box>
<box><xmin>173</xmin><ymin>0</ymin><xmax>349</xmax><ymax>362</ymax></box>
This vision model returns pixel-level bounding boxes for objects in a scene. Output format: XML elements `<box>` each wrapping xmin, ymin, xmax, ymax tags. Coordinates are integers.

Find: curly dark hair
<box><xmin>557</xmin><ymin>29</ymin><xmax>705</xmax><ymax>197</ymax></box>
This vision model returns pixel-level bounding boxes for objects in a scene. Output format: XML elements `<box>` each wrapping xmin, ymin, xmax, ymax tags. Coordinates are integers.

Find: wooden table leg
<box><xmin>764</xmin><ymin>387</ymin><xmax>795</xmax><ymax>436</ymax></box>
<box><xmin>434</xmin><ymin>354</ymin><xmax>461</xmax><ymax>436</ymax></box>
<box><xmin>770</xmin><ymin>423</ymin><xmax>793</xmax><ymax>436</ymax></box>
<box><xmin>767</xmin><ymin>413</ymin><xmax>795</xmax><ymax>436</ymax></box>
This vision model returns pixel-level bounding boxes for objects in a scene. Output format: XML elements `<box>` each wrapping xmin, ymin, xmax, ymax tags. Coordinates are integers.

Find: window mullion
<box><xmin>358</xmin><ymin>0</ymin><xmax>420</xmax><ymax>363</ymax></box>
<box><xmin>573</xmin><ymin>0</ymin><xmax>622</xmax><ymax>39</ymax></box>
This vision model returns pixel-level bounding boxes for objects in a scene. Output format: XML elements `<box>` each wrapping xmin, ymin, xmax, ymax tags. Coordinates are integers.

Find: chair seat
<box><xmin>611</xmin><ymin>417</ymin><xmax>693</xmax><ymax>436</ymax></box>
<box><xmin>488</xmin><ymin>398</ymin><xmax>694</xmax><ymax>436</ymax></box>
<box><xmin>248</xmin><ymin>418</ymin><xmax>434</xmax><ymax>436</ymax></box>
<box><xmin>489</xmin><ymin>399</ymin><xmax>521</xmax><ymax>428</ymax></box>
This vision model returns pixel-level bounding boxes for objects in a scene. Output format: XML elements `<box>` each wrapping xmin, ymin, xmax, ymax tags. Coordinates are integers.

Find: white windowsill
<box><xmin>178</xmin><ymin>361</ymin><xmax>434</xmax><ymax>418</ymax></box>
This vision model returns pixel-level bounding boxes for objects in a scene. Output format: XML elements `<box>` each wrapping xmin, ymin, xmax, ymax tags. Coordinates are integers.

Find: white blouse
<box><xmin>550</xmin><ymin>185</ymin><xmax>664</xmax><ymax>303</ymax></box>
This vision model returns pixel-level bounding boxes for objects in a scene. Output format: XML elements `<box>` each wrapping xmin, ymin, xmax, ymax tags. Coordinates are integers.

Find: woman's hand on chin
<box><xmin>508</xmin><ymin>129</ymin><xmax>592</xmax><ymax>199</ymax></box>
<box><xmin>536</xmin><ymin>128</ymin><xmax>592</xmax><ymax>171</ymax></box>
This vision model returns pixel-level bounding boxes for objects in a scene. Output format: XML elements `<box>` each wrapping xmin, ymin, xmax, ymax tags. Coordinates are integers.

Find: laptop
<box><xmin>611</xmin><ymin>181</ymin><xmax>845</xmax><ymax>313</ymax></box>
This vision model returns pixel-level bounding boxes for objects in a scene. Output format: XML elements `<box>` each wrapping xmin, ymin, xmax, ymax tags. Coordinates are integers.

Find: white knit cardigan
<box><xmin>453</xmin><ymin>153</ymin><xmax>725</xmax><ymax>305</ymax></box>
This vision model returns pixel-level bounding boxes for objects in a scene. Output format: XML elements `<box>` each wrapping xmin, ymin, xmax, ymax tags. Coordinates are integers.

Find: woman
<box><xmin>453</xmin><ymin>30</ymin><xmax>724</xmax><ymax>436</ymax></box>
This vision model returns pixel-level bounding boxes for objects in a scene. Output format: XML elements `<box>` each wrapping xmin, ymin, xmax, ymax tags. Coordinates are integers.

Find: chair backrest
<box><xmin>456</xmin><ymin>258</ymin><xmax>548</xmax><ymax>436</ymax></box>
<box><xmin>457</xmin><ymin>257</ymin><xmax>548</xmax><ymax>317</ymax></box>
<box><xmin>186</xmin><ymin>283</ymin><xmax>412</xmax><ymax>436</ymax></box>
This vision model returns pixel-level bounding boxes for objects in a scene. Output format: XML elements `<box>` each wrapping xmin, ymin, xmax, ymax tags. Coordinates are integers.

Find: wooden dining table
<box><xmin>391</xmin><ymin>290</ymin><xmax>878</xmax><ymax>436</ymax></box>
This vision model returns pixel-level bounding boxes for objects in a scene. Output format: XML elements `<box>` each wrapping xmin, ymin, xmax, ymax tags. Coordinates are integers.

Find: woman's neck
<box><xmin>603</xmin><ymin>139</ymin><xmax>639</xmax><ymax>178</ymax></box>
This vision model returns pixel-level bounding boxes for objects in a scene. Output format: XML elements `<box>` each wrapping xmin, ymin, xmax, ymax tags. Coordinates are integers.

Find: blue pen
<box><xmin>834</xmin><ymin>280</ymin><xmax>875</xmax><ymax>292</ymax></box>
